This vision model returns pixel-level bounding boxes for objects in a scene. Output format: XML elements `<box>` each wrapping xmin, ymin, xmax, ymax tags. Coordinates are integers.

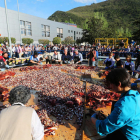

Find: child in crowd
<box><xmin>114</xmin><ymin>55</ymin><xmax>124</xmax><ymax>68</ymax></box>
<box><xmin>104</xmin><ymin>52</ymin><xmax>115</xmax><ymax>69</ymax></box>
<box><xmin>124</xmin><ymin>55</ymin><xmax>135</xmax><ymax>75</ymax></box>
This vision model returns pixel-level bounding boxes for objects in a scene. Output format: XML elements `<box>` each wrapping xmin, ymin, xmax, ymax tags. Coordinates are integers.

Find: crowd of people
<box><xmin>0</xmin><ymin>39</ymin><xmax>140</xmax><ymax>59</ymax></box>
<box><xmin>1</xmin><ymin>42</ymin><xmax>140</xmax><ymax>139</ymax></box>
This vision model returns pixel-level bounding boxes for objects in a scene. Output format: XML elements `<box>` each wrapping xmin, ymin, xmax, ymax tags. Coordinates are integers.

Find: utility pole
<box><xmin>4</xmin><ymin>0</ymin><xmax>12</xmax><ymax>57</ymax></box>
<box><xmin>17</xmin><ymin>0</ymin><xmax>22</xmax><ymax>44</ymax></box>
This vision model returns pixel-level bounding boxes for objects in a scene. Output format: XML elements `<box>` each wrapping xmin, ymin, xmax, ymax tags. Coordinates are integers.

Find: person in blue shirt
<box><xmin>91</xmin><ymin>68</ymin><xmax>140</xmax><ymax>140</ymax></box>
<box><xmin>62</xmin><ymin>48</ymin><xmax>72</xmax><ymax>64</ymax></box>
<box><xmin>28</xmin><ymin>51</ymin><xmax>40</xmax><ymax>66</ymax></box>
<box><xmin>73</xmin><ymin>49</ymin><xmax>83</xmax><ymax>64</ymax></box>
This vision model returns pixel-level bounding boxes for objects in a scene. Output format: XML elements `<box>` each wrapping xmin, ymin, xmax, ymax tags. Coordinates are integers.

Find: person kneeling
<box><xmin>28</xmin><ymin>51</ymin><xmax>40</xmax><ymax>66</ymax></box>
<box><xmin>52</xmin><ymin>50</ymin><xmax>62</xmax><ymax>64</ymax></box>
<box><xmin>91</xmin><ymin>68</ymin><xmax>140</xmax><ymax>140</ymax></box>
<box><xmin>0</xmin><ymin>86</ymin><xmax>44</xmax><ymax>140</ymax></box>
<box><xmin>62</xmin><ymin>48</ymin><xmax>72</xmax><ymax>64</ymax></box>
<box><xmin>73</xmin><ymin>49</ymin><xmax>83</xmax><ymax>64</ymax></box>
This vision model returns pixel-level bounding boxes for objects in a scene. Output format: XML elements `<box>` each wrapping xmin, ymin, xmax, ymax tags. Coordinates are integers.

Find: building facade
<box><xmin>0</xmin><ymin>7</ymin><xmax>83</xmax><ymax>44</ymax></box>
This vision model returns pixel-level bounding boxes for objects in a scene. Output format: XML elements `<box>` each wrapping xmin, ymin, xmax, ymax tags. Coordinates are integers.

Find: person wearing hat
<box><xmin>62</xmin><ymin>48</ymin><xmax>72</xmax><ymax>64</ymax></box>
<box><xmin>104</xmin><ymin>52</ymin><xmax>115</xmax><ymax>69</ymax></box>
<box><xmin>114</xmin><ymin>55</ymin><xmax>124</xmax><ymax>68</ymax></box>
<box><xmin>28</xmin><ymin>51</ymin><xmax>40</xmax><ymax>66</ymax></box>
<box><xmin>73</xmin><ymin>49</ymin><xmax>83</xmax><ymax>64</ymax></box>
<box><xmin>124</xmin><ymin>55</ymin><xmax>135</xmax><ymax>75</ymax></box>
<box><xmin>0</xmin><ymin>85</ymin><xmax>44</xmax><ymax>140</ymax></box>
<box><xmin>52</xmin><ymin>50</ymin><xmax>62</xmax><ymax>64</ymax></box>
<box><xmin>91</xmin><ymin>68</ymin><xmax>140</xmax><ymax>140</ymax></box>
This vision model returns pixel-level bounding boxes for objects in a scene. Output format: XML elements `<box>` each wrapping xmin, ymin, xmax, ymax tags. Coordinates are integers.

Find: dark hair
<box><xmin>109</xmin><ymin>52</ymin><xmax>113</xmax><ymax>56</ymax></box>
<box><xmin>34</xmin><ymin>51</ymin><xmax>38</xmax><ymax>56</ymax></box>
<box><xmin>126</xmin><ymin>55</ymin><xmax>131</xmax><ymax>61</ymax></box>
<box><xmin>106</xmin><ymin>68</ymin><xmax>131</xmax><ymax>88</ymax></box>
<box><xmin>114</xmin><ymin>55</ymin><xmax>120</xmax><ymax>59</ymax></box>
<box><xmin>2</xmin><ymin>52</ymin><xmax>8</xmax><ymax>56</ymax></box>
<box><xmin>9</xmin><ymin>85</ymin><xmax>31</xmax><ymax>105</ymax></box>
<box><xmin>40</xmin><ymin>57</ymin><xmax>43</xmax><ymax>61</ymax></box>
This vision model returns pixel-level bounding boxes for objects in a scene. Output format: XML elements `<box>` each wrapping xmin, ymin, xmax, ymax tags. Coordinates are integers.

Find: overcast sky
<box><xmin>0</xmin><ymin>0</ymin><xmax>106</xmax><ymax>19</ymax></box>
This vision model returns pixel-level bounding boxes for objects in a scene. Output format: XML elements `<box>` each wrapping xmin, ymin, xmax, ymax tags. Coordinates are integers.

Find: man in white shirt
<box><xmin>52</xmin><ymin>50</ymin><xmax>61</xmax><ymax>64</ymax></box>
<box><xmin>0</xmin><ymin>85</ymin><xmax>44</xmax><ymax>140</ymax></box>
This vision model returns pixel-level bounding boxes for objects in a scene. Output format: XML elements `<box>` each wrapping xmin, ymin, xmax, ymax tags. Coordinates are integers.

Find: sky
<box><xmin>0</xmin><ymin>0</ymin><xmax>106</xmax><ymax>19</ymax></box>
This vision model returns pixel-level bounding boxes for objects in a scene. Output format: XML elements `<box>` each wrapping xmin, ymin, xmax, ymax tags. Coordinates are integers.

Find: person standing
<box><xmin>88</xmin><ymin>48</ymin><xmax>96</xmax><ymax>66</ymax></box>
<box><xmin>17</xmin><ymin>44</ymin><xmax>22</xmax><ymax>58</ymax></box>
<box><xmin>0</xmin><ymin>85</ymin><xmax>44</xmax><ymax>140</ymax></box>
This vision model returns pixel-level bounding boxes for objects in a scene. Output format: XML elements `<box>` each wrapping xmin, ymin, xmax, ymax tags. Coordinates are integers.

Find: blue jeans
<box><xmin>92</xmin><ymin>61</ymin><xmax>96</xmax><ymax>66</ymax></box>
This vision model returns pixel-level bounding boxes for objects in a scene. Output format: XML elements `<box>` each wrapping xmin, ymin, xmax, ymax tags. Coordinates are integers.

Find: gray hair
<box><xmin>9</xmin><ymin>86</ymin><xmax>31</xmax><ymax>105</ymax></box>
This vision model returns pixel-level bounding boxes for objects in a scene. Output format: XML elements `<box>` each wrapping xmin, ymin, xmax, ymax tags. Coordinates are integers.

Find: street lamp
<box><xmin>17</xmin><ymin>0</ymin><xmax>22</xmax><ymax>44</ymax></box>
<box><xmin>4</xmin><ymin>0</ymin><xmax>12</xmax><ymax>57</ymax></box>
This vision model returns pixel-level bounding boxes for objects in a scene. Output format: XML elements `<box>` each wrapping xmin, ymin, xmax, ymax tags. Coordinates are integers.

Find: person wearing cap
<box><xmin>0</xmin><ymin>85</ymin><xmax>44</xmax><ymax>140</ymax></box>
<box><xmin>124</xmin><ymin>55</ymin><xmax>135</xmax><ymax>75</ymax></box>
<box><xmin>62</xmin><ymin>48</ymin><xmax>72</xmax><ymax>64</ymax></box>
<box><xmin>103</xmin><ymin>52</ymin><xmax>115</xmax><ymax>69</ymax></box>
<box><xmin>114</xmin><ymin>55</ymin><xmax>124</xmax><ymax>68</ymax></box>
<box><xmin>52</xmin><ymin>50</ymin><xmax>62</xmax><ymax>64</ymax></box>
<box><xmin>73</xmin><ymin>49</ymin><xmax>83</xmax><ymax>64</ymax></box>
<box><xmin>28</xmin><ymin>51</ymin><xmax>40</xmax><ymax>66</ymax></box>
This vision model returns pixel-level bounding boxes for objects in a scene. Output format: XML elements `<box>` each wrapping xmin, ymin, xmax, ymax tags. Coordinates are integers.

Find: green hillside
<box><xmin>48</xmin><ymin>0</ymin><xmax>140</xmax><ymax>33</ymax></box>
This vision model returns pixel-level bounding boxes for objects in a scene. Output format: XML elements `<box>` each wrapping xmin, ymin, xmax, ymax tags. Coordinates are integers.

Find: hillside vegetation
<box><xmin>48</xmin><ymin>0</ymin><xmax>140</xmax><ymax>40</ymax></box>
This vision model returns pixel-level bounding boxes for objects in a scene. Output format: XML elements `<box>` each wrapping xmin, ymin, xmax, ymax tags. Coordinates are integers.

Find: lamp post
<box><xmin>17</xmin><ymin>0</ymin><xmax>22</xmax><ymax>44</ymax></box>
<box><xmin>4</xmin><ymin>0</ymin><xmax>12</xmax><ymax>57</ymax></box>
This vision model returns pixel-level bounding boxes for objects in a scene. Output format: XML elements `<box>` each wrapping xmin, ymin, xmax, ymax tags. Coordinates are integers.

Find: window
<box><xmin>20</xmin><ymin>20</ymin><xmax>32</xmax><ymax>36</ymax></box>
<box><xmin>76</xmin><ymin>37</ymin><xmax>78</xmax><ymax>40</ymax></box>
<box><xmin>68</xmin><ymin>30</ymin><xmax>70</xmax><ymax>33</ymax></box>
<box><xmin>79</xmin><ymin>32</ymin><xmax>80</xmax><ymax>35</ymax></box>
<box><xmin>77</xmin><ymin>31</ymin><xmax>78</xmax><ymax>34</ymax></box>
<box><xmin>21</xmin><ymin>29</ymin><xmax>26</xmax><ymax>36</ymax></box>
<box><xmin>71</xmin><ymin>30</ymin><xmax>73</xmax><ymax>33</ymax></box>
<box><xmin>41</xmin><ymin>24</ymin><xmax>50</xmax><ymax>37</ymax></box>
<box><xmin>57</xmin><ymin>28</ymin><xmax>63</xmax><ymax>38</ymax></box>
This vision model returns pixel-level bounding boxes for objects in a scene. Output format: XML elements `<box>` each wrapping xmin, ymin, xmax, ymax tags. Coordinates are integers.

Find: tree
<box><xmin>53</xmin><ymin>37</ymin><xmax>61</xmax><ymax>44</ymax></box>
<box><xmin>0</xmin><ymin>37</ymin><xmax>4</xmax><ymax>44</ymax></box>
<box><xmin>38</xmin><ymin>39</ymin><xmax>50</xmax><ymax>45</ymax></box>
<box><xmin>0</xmin><ymin>37</ymin><xmax>16</xmax><ymax>44</ymax></box>
<box><xmin>11</xmin><ymin>37</ymin><xmax>16</xmax><ymax>44</ymax></box>
<box><xmin>63</xmin><ymin>36</ymin><xmax>74</xmax><ymax>45</ymax></box>
<box><xmin>132</xmin><ymin>19</ymin><xmax>140</xmax><ymax>41</ymax></box>
<box><xmin>81</xmin><ymin>16</ymin><xmax>105</xmax><ymax>44</ymax></box>
<box><xmin>22</xmin><ymin>38</ymin><xmax>34</xmax><ymax>45</ymax></box>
